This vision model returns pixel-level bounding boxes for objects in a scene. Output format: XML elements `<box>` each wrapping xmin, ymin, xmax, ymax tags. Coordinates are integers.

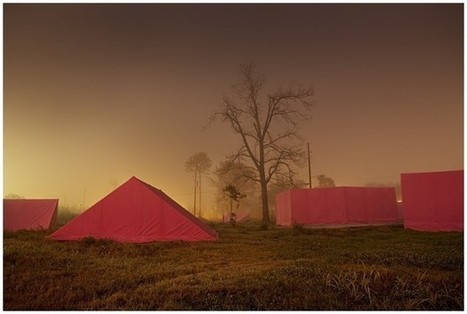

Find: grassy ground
<box><xmin>3</xmin><ymin>222</ymin><xmax>463</xmax><ymax>310</ymax></box>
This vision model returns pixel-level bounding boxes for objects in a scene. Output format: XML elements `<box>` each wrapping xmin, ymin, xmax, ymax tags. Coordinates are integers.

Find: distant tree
<box><xmin>317</xmin><ymin>175</ymin><xmax>336</xmax><ymax>187</ymax></box>
<box><xmin>214</xmin><ymin>160</ymin><xmax>256</xmax><ymax>189</ymax></box>
<box><xmin>4</xmin><ymin>193</ymin><xmax>24</xmax><ymax>199</ymax></box>
<box><xmin>365</xmin><ymin>181</ymin><xmax>401</xmax><ymax>200</ymax></box>
<box><xmin>211</xmin><ymin>160</ymin><xmax>258</xmax><ymax>222</ymax></box>
<box><xmin>209</xmin><ymin>64</ymin><xmax>313</xmax><ymax>227</ymax></box>
<box><xmin>185</xmin><ymin>152</ymin><xmax>212</xmax><ymax>217</ymax></box>
<box><xmin>223</xmin><ymin>184</ymin><xmax>246</xmax><ymax>226</ymax></box>
<box><xmin>109</xmin><ymin>178</ymin><xmax>120</xmax><ymax>189</ymax></box>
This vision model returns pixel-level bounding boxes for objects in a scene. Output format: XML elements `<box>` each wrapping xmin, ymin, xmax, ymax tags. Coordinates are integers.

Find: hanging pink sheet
<box><xmin>401</xmin><ymin>170</ymin><xmax>463</xmax><ymax>232</ymax></box>
<box><xmin>275</xmin><ymin>187</ymin><xmax>398</xmax><ymax>226</ymax></box>
<box><xmin>50</xmin><ymin>177</ymin><xmax>218</xmax><ymax>242</ymax></box>
<box><xmin>4</xmin><ymin>199</ymin><xmax>58</xmax><ymax>231</ymax></box>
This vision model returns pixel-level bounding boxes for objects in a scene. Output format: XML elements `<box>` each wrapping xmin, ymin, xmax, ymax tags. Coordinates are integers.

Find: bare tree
<box><xmin>185</xmin><ymin>152</ymin><xmax>212</xmax><ymax>217</ymax></box>
<box><xmin>210</xmin><ymin>64</ymin><xmax>313</xmax><ymax>227</ymax></box>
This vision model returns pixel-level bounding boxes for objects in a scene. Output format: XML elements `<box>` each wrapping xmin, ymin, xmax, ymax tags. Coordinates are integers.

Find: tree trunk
<box><xmin>259</xmin><ymin>166</ymin><xmax>270</xmax><ymax>227</ymax></box>
<box><xmin>260</xmin><ymin>180</ymin><xmax>270</xmax><ymax>227</ymax></box>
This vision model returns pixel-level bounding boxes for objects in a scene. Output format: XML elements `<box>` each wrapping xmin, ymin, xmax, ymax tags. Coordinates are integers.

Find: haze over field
<box><xmin>4</xmin><ymin>4</ymin><xmax>463</xmax><ymax>215</ymax></box>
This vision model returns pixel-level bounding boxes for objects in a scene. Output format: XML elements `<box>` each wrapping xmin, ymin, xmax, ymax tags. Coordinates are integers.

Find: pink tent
<box><xmin>50</xmin><ymin>177</ymin><xmax>218</xmax><ymax>242</ymax></box>
<box><xmin>401</xmin><ymin>170</ymin><xmax>463</xmax><ymax>232</ymax></box>
<box><xmin>276</xmin><ymin>187</ymin><xmax>398</xmax><ymax>226</ymax></box>
<box><xmin>4</xmin><ymin>199</ymin><xmax>58</xmax><ymax>231</ymax></box>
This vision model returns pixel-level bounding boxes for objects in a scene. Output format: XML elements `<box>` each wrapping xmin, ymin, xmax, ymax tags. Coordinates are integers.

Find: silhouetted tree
<box><xmin>210</xmin><ymin>64</ymin><xmax>313</xmax><ymax>227</ymax></box>
<box><xmin>366</xmin><ymin>181</ymin><xmax>402</xmax><ymax>200</ymax></box>
<box><xmin>223</xmin><ymin>184</ymin><xmax>246</xmax><ymax>226</ymax></box>
<box><xmin>211</xmin><ymin>160</ymin><xmax>258</xmax><ymax>221</ymax></box>
<box><xmin>317</xmin><ymin>174</ymin><xmax>336</xmax><ymax>187</ymax></box>
<box><xmin>185</xmin><ymin>152</ymin><xmax>212</xmax><ymax>217</ymax></box>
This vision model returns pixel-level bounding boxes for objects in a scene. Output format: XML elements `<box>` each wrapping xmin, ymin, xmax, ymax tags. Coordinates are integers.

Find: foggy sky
<box><xmin>4</xmin><ymin>4</ymin><xmax>463</xmax><ymax>214</ymax></box>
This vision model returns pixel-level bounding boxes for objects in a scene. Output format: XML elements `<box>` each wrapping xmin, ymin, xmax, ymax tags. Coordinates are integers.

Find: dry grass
<box><xmin>3</xmin><ymin>222</ymin><xmax>463</xmax><ymax>310</ymax></box>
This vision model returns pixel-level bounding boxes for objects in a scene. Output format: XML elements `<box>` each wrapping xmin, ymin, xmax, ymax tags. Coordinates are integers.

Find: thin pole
<box><xmin>307</xmin><ymin>142</ymin><xmax>312</xmax><ymax>189</ymax></box>
<box><xmin>199</xmin><ymin>172</ymin><xmax>202</xmax><ymax>218</ymax></box>
<box><xmin>193</xmin><ymin>172</ymin><xmax>197</xmax><ymax>217</ymax></box>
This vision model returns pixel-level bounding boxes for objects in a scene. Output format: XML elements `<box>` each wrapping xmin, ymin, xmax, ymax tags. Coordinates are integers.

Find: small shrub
<box><xmin>258</xmin><ymin>223</ymin><xmax>269</xmax><ymax>231</ymax></box>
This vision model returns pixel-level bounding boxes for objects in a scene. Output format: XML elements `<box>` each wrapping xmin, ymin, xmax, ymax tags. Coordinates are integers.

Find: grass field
<box><xmin>3</xmin><ymin>222</ymin><xmax>463</xmax><ymax>310</ymax></box>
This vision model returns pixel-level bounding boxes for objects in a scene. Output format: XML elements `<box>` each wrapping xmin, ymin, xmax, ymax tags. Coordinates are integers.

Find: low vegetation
<box><xmin>56</xmin><ymin>206</ymin><xmax>80</xmax><ymax>226</ymax></box>
<box><xmin>3</xmin><ymin>223</ymin><xmax>463</xmax><ymax>310</ymax></box>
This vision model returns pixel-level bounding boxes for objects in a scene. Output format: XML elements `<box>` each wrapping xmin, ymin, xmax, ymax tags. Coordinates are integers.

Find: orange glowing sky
<box><xmin>4</xmin><ymin>4</ymin><xmax>463</xmax><ymax>213</ymax></box>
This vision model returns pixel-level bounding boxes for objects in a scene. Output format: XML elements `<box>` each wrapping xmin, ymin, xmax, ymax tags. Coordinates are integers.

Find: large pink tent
<box><xmin>50</xmin><ymin>176</ymin><xmax>218</xmax><ymax>242</ymax></box>
<box><xmin>276</xmin><ymin>187</ymin><xmax>398</xmax><ymax>226</ymax></box>
<box><xmin>4</xmin><ymin>199</ymin><xmax>58</xmax><ymax>231</ymax></box>
<box><xmin>401</xmin><ymin>170</ymin><xmax>463</xmax><ymax>232</ymax></box>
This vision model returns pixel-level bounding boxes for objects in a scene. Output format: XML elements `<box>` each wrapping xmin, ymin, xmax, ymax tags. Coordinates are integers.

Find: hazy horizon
<box><xmin>4</xmin><ymin>4</ymin><xmax>463</xmax><ymax>217</ymax></box>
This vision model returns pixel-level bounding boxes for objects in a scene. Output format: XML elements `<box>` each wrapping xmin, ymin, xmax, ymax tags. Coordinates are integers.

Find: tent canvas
<box><xmin>50</xmin><ymin>176</ymin><xmax>218</xmax><ymax>242</ymax></box>
<box><xmin>4</xmin><ymin>199</ymin><xmax>58</xmax><ymax>231</ymax></box>
<box><xmin>401</xmin><ymin>170</ymin><xmax>463</xmax><ymax>232</ymax></box>
<box><xmin>275</xmin><ymin>187</ymin><xmax>398</xmax><ymax>226</ymax></box>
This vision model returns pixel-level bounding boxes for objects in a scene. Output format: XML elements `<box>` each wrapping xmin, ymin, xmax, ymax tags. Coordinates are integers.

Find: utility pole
<box><xmin>307</xmin><ymin>142</ymin><xmax>312</xmax><ymax>189</ymax></box>
<box><xmin>199</xmin><ymin>172</ymin><xmax>202</xmax><ymax>218</ymax></box>
<box><xmin>193</xmin><ymin>172</ymin><xmax>197</xmax><ymax>217</ymax></box>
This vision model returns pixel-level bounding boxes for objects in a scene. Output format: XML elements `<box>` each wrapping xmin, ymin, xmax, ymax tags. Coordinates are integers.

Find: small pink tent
<box><xmin>401</xmin><ymin>170</ymin><xmax>463</xmax><ymax>232</ymax></box>
<box><xmin>50</xmin><ymin>176</ymin><xmax>218</xmax><ymax>242</ymax></box>
<box><xmin>223</xmin><ymin>210</ymin><xmax>250</xmax><ymax>223</ymax></box>
<box><xmin>276</xmin><ymin>187</ymin><xmax>398</xmax><ymax>227</ymax></box>
<box><xmin>4</xmin><ymin>199</ymin><xmax>58</xmax><ymax>231</ymax></box>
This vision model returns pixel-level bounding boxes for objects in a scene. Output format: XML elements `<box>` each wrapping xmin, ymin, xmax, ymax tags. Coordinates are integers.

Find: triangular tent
<box><xmin>50</xmin><ymin>177</ymin><xmax>218</xmax><ymax>242</ymax></box>
<box><xmin>4</xmin><ymin>199</ymin><xmax>58</xmax><ymax>231</ymax></box>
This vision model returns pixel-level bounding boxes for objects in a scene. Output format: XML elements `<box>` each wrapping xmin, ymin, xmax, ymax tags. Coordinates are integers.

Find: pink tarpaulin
<box><xmin>401</xmin><ymin>170</ymin><xmax>463</xmax><ymax>232</ymax></box>
<box><xmin>4</xmin><ymin>199</ymin><xmax>58</xmax><ymax>231</ymax></box>
<box><xmin>275</xmin><ymin>187</ymin><xmax>398</xmax><ymax>226</ymax></box>
<box><xmin>50</xmin><ymin>176</ymin><xmax>218</xmax><ymax>242</ymax></box>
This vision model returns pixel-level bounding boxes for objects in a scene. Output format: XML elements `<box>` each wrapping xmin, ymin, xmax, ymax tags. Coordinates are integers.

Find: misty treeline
<box><xmin>184</xmin><ymin>163</ymin><xmax>311</xmax><ymax>223</ymax></box>
<box><xmin>4</xmin><ymin>193</ymin><xmax>25</xmax><ymax>199</ymax></box>
<box><xmin>365</xmin><ymin>182</ymin><xmax>402</xmax><ymax>200</ymax></box>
